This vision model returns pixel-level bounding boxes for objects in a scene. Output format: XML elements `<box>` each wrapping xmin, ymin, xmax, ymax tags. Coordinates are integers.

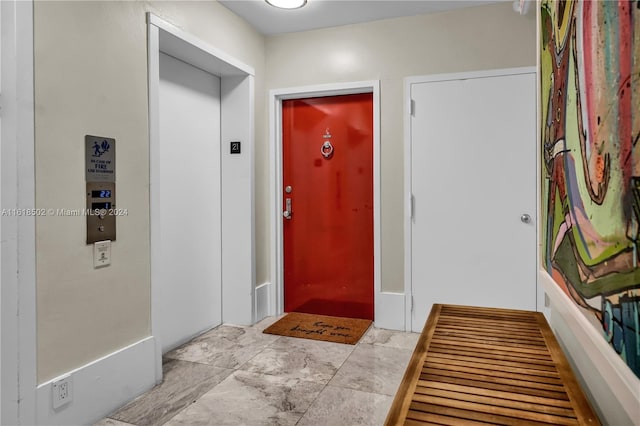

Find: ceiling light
<box><xmin>265</xmin><ymin>0</ymin><xmax>307</xmax><ymax>10</ymax></box>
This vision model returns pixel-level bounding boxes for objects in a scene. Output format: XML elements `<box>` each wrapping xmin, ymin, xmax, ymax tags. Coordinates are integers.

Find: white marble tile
<box><xmin>360</xmin><ymin>327</ymin><xmax>420</xmax><ymax>350</ymax></box>
<box><xmin>240</xmin><ymin>336</ymin><xmax>354</xmax><ymax>384</ymax></box>
<box><xmin>329</xmin><ymin>343</ymin><xmax>413</xmax><ymax>395</ymax></box>
<box><xmin>165</xmin><ymin>370</ymin><xmax>325</xmax><ymax>426</ymax></box>
<box><xmin>297</xmin><ymin>385</ymin><xmax>393</xmax><ymax>426</ymax></box>
<box><xmin>101</xmin><ymin>323</ymin><xmax>415</xmax><ymax>426</ymax></box>
<box><xmin>164</xmin><ymin>325</ymin><xmax>280</xmax><ymax>369</ymax></box>
<box><xmin>93</xmin><ymin>419</ymin><xmax>136</xmax><ymax>426</ymax></box>
<box><xmin>110</xmin><ymin>359</ymin><xmax>232</xmax><ymax>426</ymax></box>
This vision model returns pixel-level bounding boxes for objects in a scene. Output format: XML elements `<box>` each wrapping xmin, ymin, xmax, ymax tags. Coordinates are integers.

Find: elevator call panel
<box><xmin>85</xmin><ymin>135</ymin><xmax>116</xmax><ymax>244</ymax></box>
<box><xmin>86</xmin><ymin>182</ymin><xmax>116</xmax><ymax>243</ymax></box>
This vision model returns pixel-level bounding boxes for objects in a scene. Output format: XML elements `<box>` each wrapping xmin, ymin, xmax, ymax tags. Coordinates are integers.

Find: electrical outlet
<box><xmin>52</xmin><ymin>374</ymin><xmax>73</xmax><ymax>409</ymax></box>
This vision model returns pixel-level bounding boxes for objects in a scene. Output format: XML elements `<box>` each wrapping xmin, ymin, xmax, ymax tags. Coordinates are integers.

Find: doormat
<box><xmin>263</xmin><ymin>312</ymin><xmax>372</xmax><ymax>345</ymax></box>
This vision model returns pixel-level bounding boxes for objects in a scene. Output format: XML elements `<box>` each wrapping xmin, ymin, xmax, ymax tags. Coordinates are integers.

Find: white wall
<box><xmin>264</xmin><ymin>2</ymin><xmax>537</xmax><ymax>293</ymax></box>
<box><xmin>541</xmin><ymin>272</ymin><xmax>640</xmax><ymax>425</ymax></box>
<box><xmin>221</xmin><ymin>75</ymin><xmax>256</xmax><ymax>326</ymax></box>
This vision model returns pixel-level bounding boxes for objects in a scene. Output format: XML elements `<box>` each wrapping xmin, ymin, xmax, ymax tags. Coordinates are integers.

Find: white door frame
<box><xmin>403</xmin><ymin>67</ymin><xmax>539</xmax><ymax>329</ymax></box>
<box><xmin>147</xmin><ymin>14</ymin><xmax>255</xmax><ymax>382</ymax></box>
<box><xmin>1</xmin><ymin>0</ymin><xmax>37</xmax><ymax>424</ymax></box>
<box><xmin>268</xmin><ymin>81</ymin><xmax>381</xmax><ymax>321</ymax></box>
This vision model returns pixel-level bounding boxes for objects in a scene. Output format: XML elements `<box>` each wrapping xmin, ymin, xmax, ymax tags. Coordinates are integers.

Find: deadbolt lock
<box><xmin>283</xmin><ymin>198</ymin><xmax>292</xmax><ymax>220</ymax></box>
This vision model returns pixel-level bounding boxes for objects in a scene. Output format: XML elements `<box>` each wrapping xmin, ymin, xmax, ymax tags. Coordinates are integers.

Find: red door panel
<box><xmin>283</xmin><ymin>93</ymin><xmax>374</xmax><ymax>320</ymax></box>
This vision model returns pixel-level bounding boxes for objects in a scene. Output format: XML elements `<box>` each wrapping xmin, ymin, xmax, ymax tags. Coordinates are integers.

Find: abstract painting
<box><xmin>540</xmin><ymin>0</ymin><xmax>639</xmax><ymax>378</ymax></box>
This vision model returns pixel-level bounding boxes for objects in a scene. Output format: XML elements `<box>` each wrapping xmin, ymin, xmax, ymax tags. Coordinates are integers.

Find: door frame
<box><xmin>269</xmin><ymin>81</ymin><xmax>381</xmax><ymax>320</ymax></box>
<box><xmin>403</xmin><ymin>67</ymin><xmax>540</xmax><ymax>330</ymax></box>
<box><xmin>147</xmin><ymin>14</ymin><xmax>255</xmax><ymax>381</ymax></box>
<box><xmin>1</xmin><ymin>0</ymin><xmax>37</xmax><ymax>423</ymax></box>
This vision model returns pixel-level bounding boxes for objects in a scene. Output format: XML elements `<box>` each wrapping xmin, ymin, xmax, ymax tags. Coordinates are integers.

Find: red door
<box><xmin>282</xmin><ymin>93</ymin><xmax>374</xmax><ymax>320</ymax></box>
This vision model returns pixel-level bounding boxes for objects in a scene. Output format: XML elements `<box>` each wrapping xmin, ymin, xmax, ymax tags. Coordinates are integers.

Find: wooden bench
<box><xmin>385</xmin><ymin>304</ymin><xmax>600</xmax><ymax>425</ymax></box>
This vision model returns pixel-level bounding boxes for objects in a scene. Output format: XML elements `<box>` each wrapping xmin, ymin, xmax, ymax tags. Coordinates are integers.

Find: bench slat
<box><xmin>411</xmin><ymin>394</ymin><xmax>580</xmax><ymax>425</ymax></box>
<box><xmin>416</xmin><ymin>380</ymin><xmax>575</xmax><ymax>408</ymax></box>
<box><xmin>414</xmin><ymin>386</ymin><xmax>577</xmax><ymax>418</ymax></box>
<box><xmin>424</xmin><ymin>360</ymin><xmax>565</xmax><ymax>385</ymax></box>
<box><xmin>426</xmin><ymin>346</ymin><xmax>558</xmax><ymax>369</ymax></box>
<box><xmin>425</xmin><ymin>354</ymin><xmax>562</xmax><ymax>379</ymax></box>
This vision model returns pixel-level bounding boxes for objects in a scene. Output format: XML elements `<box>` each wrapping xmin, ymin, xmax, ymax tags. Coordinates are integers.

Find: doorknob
<box><xmin>521</xmin><ymin>214</ymin><xmax>531</xmax><ymax>223</ymax></box>
<box><xmin>283</xmin><ymin>198</ymin><xmax>292</xmax><ymax>220</ymax></box>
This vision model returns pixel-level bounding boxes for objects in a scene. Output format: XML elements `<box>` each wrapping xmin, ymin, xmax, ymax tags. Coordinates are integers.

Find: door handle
<box><xmin>283</xmin><ymin>198</ymin><xmax>292</xmax><ymax>220</ymax></box>
<box><xmin>521</xmin><ymin>214</ymin><xmax>531</xmax><ymax>223</ymax></box>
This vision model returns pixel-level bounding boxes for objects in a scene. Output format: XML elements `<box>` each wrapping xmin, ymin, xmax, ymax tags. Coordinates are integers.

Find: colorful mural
<box><xmin>540</xmin><ymin>0</ymin><xmax>640</xmax><ymax>378</ymax></box>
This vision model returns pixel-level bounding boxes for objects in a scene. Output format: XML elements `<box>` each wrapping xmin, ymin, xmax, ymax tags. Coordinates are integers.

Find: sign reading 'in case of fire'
<box><xmin>85</xmin><ymin>135</ymin><xmax>115</xmax><ymax>182</ymax></box>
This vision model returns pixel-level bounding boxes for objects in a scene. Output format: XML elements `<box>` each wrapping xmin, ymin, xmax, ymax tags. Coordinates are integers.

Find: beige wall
<box><xmin>33</xmin><ymin>0</ymin><xmax>535</xmax><ymax>382</ymax></box>
<box><xmin>34</xmin><ymin>0</ymin><xmax>265</xmax><ymax>383</ymax></box>
<box><xmin>263</xmin><ymin>2</ymin><xmax>536</xmax><ymax>292</ymax></box>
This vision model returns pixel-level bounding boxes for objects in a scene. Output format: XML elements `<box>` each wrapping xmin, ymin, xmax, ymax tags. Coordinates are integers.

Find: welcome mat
<box><xmin>263</xmin><ymin>312</ymin><xmax>372</xmax><ymax>345</ymax></box>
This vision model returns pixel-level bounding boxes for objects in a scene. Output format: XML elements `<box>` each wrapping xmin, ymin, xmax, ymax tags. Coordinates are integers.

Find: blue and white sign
<box><xmin>85</xmin><ymin>135</ymin><xmax>115</xmax><ymax>182</ymax></box>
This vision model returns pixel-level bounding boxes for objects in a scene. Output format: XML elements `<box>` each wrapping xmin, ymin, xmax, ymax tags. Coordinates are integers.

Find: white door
<box><xmin>409</xmin><ymin>71</ymin><xmax>536</xmax><ymax>332</ymax></box>
<box><xmin>157</xmin><ymin>52</ymin><xmax>222</xmax><ymax>352</ymax></box>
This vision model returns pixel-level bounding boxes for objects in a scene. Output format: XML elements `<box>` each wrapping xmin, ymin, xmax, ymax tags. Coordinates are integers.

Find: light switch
<box><xmin>94</xmin><ymin>240</ymin><xmax>111</xmax><ymax>268</ymax></box>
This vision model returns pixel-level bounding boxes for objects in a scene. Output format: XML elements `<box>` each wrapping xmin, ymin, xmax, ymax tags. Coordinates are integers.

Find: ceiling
<box><xmin>219</xmin><ymin>0</ymin><xmax>507</xmax><ymax>35</ymax></box>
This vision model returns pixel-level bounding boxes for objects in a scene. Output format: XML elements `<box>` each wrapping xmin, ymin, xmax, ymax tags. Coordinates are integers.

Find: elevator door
<box><xmin>157</xmin><ymin>52</ymin><xmax>222</xmax><ymax>352</ymax></box>
<box><xmin>283</xmin><ymin>93</ymin><xmax>374</xmax><ymax>320</ymax></box>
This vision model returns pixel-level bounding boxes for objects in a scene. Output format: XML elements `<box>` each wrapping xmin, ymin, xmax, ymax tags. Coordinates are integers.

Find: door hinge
<box><xmin>410</xmin><ymin>99</ymin><xmax>415</xmax><ymax>116</ymax></box>
<box><xmin>410</xmin><ymin>295</ymin><xmax>414</xmax><ymax>312</ymax></box>
<box><xmin>410</xmin><ymin>193</ymin><xmax>415</xmax><ymax>220</ymax></box>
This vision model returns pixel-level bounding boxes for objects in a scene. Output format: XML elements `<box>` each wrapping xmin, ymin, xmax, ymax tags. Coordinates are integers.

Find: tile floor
<box><xmin>95</xmin><ymin>316</ymin><xmax>419</xmax><ymax>426</ymax></box>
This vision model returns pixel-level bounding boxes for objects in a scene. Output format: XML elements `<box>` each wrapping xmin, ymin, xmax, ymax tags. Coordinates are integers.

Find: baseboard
<box><xmin>36</xmin><ymin>337</ymin><xmax>156</xmax><ymax>426</ymax></box>
<box><xmin>374</xmin><ymin>292</ymin><xmax>405</xmax><ymax>331</ymax></box>
<box><xmin>256</xmin><ymin>283</ymin><xmax>402</xmax><ymax>330</ymax></box>
<box><xmin>255</xmin><ymin>281</ymin><xmax>270</xmax><ymax>323</ymax></box>
<box><xmin>540</xmin><ymin>270</ymin><xmax>640</xmax><ymax>424</ymax></box>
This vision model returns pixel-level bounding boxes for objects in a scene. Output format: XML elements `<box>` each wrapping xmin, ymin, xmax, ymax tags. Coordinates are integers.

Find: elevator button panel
<box><xmin>85</xmin><ymin>135</ymin><xmax>116</xmax><ymax>244</ymax></box>
<box><xmin>86</xmin><ymin>182</ymin><xmax>116</xmax><ymax>244</ymax></box>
